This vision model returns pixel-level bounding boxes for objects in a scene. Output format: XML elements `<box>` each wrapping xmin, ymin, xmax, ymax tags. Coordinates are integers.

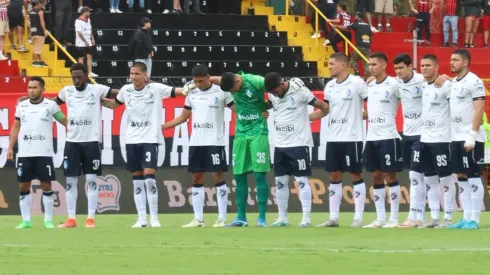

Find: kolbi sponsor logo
<box><xmin>130</xmin><ymin>121</ymin><xmax>151</xmax><ymax>128</ymax></box>
<box><xmin>404</xmin><ymin>113</ymin><xmax>421</xmax><ymax>119</ymax></box>
<box><xmin>368</xmin><ymin>117</ymin><xmax>385</xmax><ymax>124</ymax></box>
<box><xmin>23</xmin><ymin>134</ymin><xmax>46</xmax><ymax>141</ymax></box>
<box><xmin>452</xmin><ymin>116</ymin><xmax>463</xmax><ymax>123</ymax></box>
<box><xmin>193</xmin><ymin>122</ymin><xmax>214</xmax><ymax>129</ymax></box>
<box><xmin>237</xmin><ymin>113</ymin><xmax>259</xmax><ymax>120</ymax></box>
<box><xmin>423</xmin><ymin>120</ymin><xmax>435</xmax><ymax>127</ymax></box>
<box><xmin>69</xmin><ymin>119</ymin><xmax>92</xmax><ymax>126</ymax></box>
<box><xmin>330</xmin><ymin>118</ymin><xmax>348</xmax><ymax>124</ymax></box>
<box><xmin>275</xmin><ymin>125</ymin><xmax>295</xmax><ymax>132</ymax></box>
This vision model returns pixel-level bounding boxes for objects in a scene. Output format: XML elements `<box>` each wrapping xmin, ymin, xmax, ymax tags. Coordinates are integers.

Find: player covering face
<box><xmin>310</xmin><ymin>53</ymin><xmax>369</xmax><ymax>228</ymax></box>
<box><xmin>8</xmin><ymin>77</ymin><xmax>68</xmax><ymax>229</ymax></box>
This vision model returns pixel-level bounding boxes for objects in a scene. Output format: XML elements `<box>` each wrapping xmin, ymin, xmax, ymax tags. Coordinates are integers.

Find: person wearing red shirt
<box><xmin>409</xmin><ymin>0</ymin><xmax>435</xmax><ymax>46</ymax></box>
<box><xmin>442</xmin><ymin>0</ymin><xmax>460</xmax><ymax>47</ymax></box>
<box><xmin>483</xmin><ymin>0</ymin><xmax>490</xmax><ymax>48</ymax></box>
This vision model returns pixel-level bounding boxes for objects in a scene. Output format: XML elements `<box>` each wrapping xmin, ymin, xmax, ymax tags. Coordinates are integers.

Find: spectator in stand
<box><xmin>129</xmin><ymin>17</ymin><xmax>154</xmax><ymax>77</ymax></box>
<box><xmin>183</xmin><ymin>0</ymin><xmax>203</xmax><ymax>14</ymax></box>
<box><xmin>409</xmin><ymin>0</ymin><xmax>434</xmax><ymax>47</ymax></box>
<box><xmin>30</xmin><ymin>0</ymin><xmax>47</xmax><ymax>67</ymax></box>
<box><xmin>128</xmin><ymin>0</ymin><xmax>151</xmax><ymax>13</ymax></box>
<box><xmin>7</xmin><ymin>0</ymin><xmax>28</xmax><ymax>52</ymax></box>
<box><xmin>110</xmin><ymin>0</ymin><xmax>122</xmax><ymax>13</ymax></box>
<box><xmin>374</xmin><ymin>0</ymin><xmax>393</xmax><ymax>32</ymax></box>
<box><xmin>356</xmin><ymin>0</ymin><xmax>375</xmax><ymax>31</ymax></box>
<box><xmin>442</xmin><ymin>0</ymin><xmax>459</xmax><ymax>47</ymax></box>
<box><xmin>340</xmin><ymin>12</ymin><xmax>372</xmax><ymax>78</ymax></box>
<box><xmin>75</xmin><ymin>6</ymin><xmax>97</xmax><ymax>77</ymax></box>
<box><xmin>310</xmin><ymin>0</ymin><xmax>338</xmax><ymax>46</ymax></box>
<box><xmin>463</xmin><ymin>0</ymin><xmax>482</xmax><ymax>47</ymax></box>
<box><xmin>0</xmin><ymin>0</ymin><xmax>8</xmax><ymax>60</ymax></box>
<box><xmin>484</xmin><ymin>0</ymin><xmax>489</xmax><ymax>48</ymax></box>
<box><xmin>55</xmin><ymin>0</ymin><xmax>72</xmax><ymax>45</ymax></box>
<box><xmin>329</xmin><ymin>3</ymin><xmax>352</xmax><ymax>52</ymax></box>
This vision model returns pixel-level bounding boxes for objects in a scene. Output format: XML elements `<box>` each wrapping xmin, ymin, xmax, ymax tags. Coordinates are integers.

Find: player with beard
<box><xmin>310</xmin><ymin>52</ymin><xmax>369</xmax><ymax>228</ymax></box>
<box><xmin>446</xmin><ymin>49</ymin><xmax>486</xmax><ymax>229</ymax></box>
<box><xmin>55</xmin><ymin>63</ymin><xmax>119</xmax><ymax>228</ymax></box>
<box><xmin>8</xmin><ymin>77</ymin><xmax>68</xmax><ymax>229</ymax></box>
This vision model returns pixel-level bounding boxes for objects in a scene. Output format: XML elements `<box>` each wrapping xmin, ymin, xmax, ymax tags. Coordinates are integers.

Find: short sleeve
<box><xmin>394</xmin><ymin>81</ymin><xmax>402</xmax><ymax>99</ymax></box>
<box><xmin>156</xmin><ymin>83</ymin><xmax>175</xmax><ymax>99</ymax></box>
<box><xmin>443</xmin><ymin>81</ymin><xmax>452</xmax><ymax>100</ymax></box>
<box><xmin>324</xmin><ymin>84</ymin><xmax>330</xmax><ymax>102</ymax></box>
<box><xmin>472</xmin><ymin>77</ymin><xmax>485</xmax><ymax>100</ymax></box>
<box><xmin>302</xmin><ymin>87</ymin><xmax>316</xmax><ymax>105</ymax></box>
<box><xmin>96</xmin><ymin>84</ymin><xmax>111</xmax><ymax>98</ymax></box>
<box><xmin>57</xmin><ymin>87</ymin><xmax>67</xmax><ymax>102</ymax></box>
<box><xmin>224</xmin><ymin>92</ymin><xmax>234</xmax><ymax>106</ymax></box>
<box><xmin>115</xmin><ymin>87</ymin><xmax>125</xmax><ymax>104</ymax></box>
<box><xmin>359</xmin><ymin>81</ymin><xmax>368</xmax><ymax>100</ymax></box>
<box><xmin>184</xmin><ymin>95</ymin><xmax>192</xmax><ymax>110</ymax></box>
<box><xmin>51</xmin><ymin>102</ymin><xmax>61</xmax><ymax>115</ymax></box>
<box><xmin>75</xmin><ymin>20</ymin><xmax>82</xmax><ymax>32</ymax></box>
<box><xmin>14</xmin><ymin>105</ymin><xmax>20</xmax><ymax>120</ymax></box>
<box><xmin>244</xmin><ymin>74</ymin><xmax>265</xmax><ymax>93</ymax></box>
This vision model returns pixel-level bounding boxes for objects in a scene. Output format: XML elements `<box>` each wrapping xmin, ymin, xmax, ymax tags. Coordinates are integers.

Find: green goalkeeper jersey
<box><xmin>232</xmin><ymin>71</ymin><xmax>268</xmax><ymax>137</ymax></box>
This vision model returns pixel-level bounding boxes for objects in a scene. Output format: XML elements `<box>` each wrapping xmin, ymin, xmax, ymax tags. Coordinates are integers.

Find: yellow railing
<box><xmin>294</xmin><ymin>0</ymin><xmax>369</xmax><ymax>62</ymax></box>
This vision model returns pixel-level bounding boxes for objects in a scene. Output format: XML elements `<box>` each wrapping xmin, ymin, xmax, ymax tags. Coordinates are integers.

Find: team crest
<box><xmin>17</xmin><ymin>168</ymin><xmax>23</xmax><ymax>176</ymax></box>
<box><xmin>84</xmin><ymin>174</ymin><xmax>122</xmax><ymax>213</ymax></box>
<box><xmin>246</xmin><ymin>90</ymin><xmax>253</xmax><ymax>97</ymax></box>
<box><xmin>63</xmin><ymin>160</ymin><xmax>69</xmax><ymax>169</ymax></box>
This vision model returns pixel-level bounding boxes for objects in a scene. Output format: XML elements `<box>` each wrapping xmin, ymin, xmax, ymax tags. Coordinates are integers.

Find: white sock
<box><xmin>295</xmin><ymin>176</ymin><xmax>311</xmax><ymax>223</ymax></box>
<box><xmin>469</xmin><ymin>177</ymin><xmax>484</xmax><ymax>223</ymax></box>
<box><xmin>43</xmin><ymin>191</ymin><xmax>54</xmax><ymax>221</ymax></box>
<box><xmin>440</xmin><ymin>175</ymin><xmax>455</xmax><ymax>220</ymax></box>
<box><xmin>424</xmin><ymin>175</ymin><xmax>440</xmax><ymax>220</ymax></box>
<box><xmin>353</xmin><ymin>180</ymin><xmax>366</xmax><ymax>221</ymax></box>
<box><xmin>19</xmin><ymin>191</ymin><xmax>32</xmax><ymax>222</ymax></box>
<box><xmin>275</xmin><ymin>175</ymin><xmax>290</xmax><ymax>221</ymax></box>
<box><xmin>373</xmin><ymin>185</ymin><xmax>386</xmax><ymax>222</ymax></box>
<box><xmin>215</xmin><ymin>182</ymin><xmax>228</xmax><ymax>221</ymax></box>
<box><xmin>329</xmin><ymin>182</ymin><xmax>342</xmax><ymax>220</ymax></box>
<box><xmin>145</xmin><ymin>175</ymin><xmax>158</xmax><ymax>220</ymax></box>
<box><xmin>408</xmin><ymin>171</ymin><xmax>423</xmax><ymax>220</ymax></box>
<box><xmin>66</xmin><ymin>177</ymin><xmax>78</xmax><ymax>219</ymax></box>
<box><xmin>388</xmin><ymin>182</ymin><xmax>400</xmax><ymax>221</ymax></box>
<box><xmin>133</xmin><ymin>177</ymin><xmax>147</xmax><ymax>220</ymax></box>
<box><xmin>417</xmin><ymin>174</ymin><xmax>427</xmax><ymax>222</ymax></box>
<box><xmin>86</xmin><ymin>174</ymin><xmax>98</xmax><ymax>219</ymax></box>
<box><xmin>192</xmin><ymin>185</ymin><xmax>205</xmax><ymax>221</ymax></box>
<box><xmin>458</xmin><ymin>178</ymin><xmax>471</xmax><ymax>220</ymax></box>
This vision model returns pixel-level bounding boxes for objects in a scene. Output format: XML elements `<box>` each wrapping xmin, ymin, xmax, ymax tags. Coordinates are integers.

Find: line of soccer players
<box><xmin>7</xmin><ymin>47</ymin><xmax>486</xmax><ymax>229</ymax></box>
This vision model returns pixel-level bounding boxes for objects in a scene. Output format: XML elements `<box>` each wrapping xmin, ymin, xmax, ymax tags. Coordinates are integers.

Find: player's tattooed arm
<box><xmin>309</xmin><ymin>101</ymin><xmax>329</xmax><ymax>121</ymax></box>
<box><xmin>100</xmin><ymin>98</ymin><xmax>122</xmax><ymax>109</ymax></box>
<box><xmin>107</xmin><ymin>89</ymin><xmax>119</xmax><ymax>98</ymax></box>
<box><xmin>7</xmin><ymin>120</ymin><xmax>20</xmax><ymax>161</ymax></box>
<box><xmin>162</xmin><ymin>108</ymin><xmax>192</xmax><ymax>131</ymax></box>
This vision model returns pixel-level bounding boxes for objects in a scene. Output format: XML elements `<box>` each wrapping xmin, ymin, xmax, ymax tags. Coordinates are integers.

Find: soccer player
<box><xmin>162</xmin><ymin>65</ymin><xmax>235</xmax><ymax>228</ymax></box>
<box><xmin>362</xmin><ymin>52</ymin><xmax>402</xmax><ymax>228</ymax></box>
<box><xmin>309</xmin><ymin>52</ymin><xmax>368</xmax><ymax>228</ymax></box>
<box><xmin>7</xmin><ymin>77</ymin><xmax>68</xmax><ymax>228</ymax></box>
<box><xmin>101</xmin><ymin>62</ymin><xmax>188</xmax><ymax>228</ymax></box>
<box><xmin>416</xmin><ymin>54</ymin><xmax>454</xmax><ymax>229</ymax></box>
<box><xmin>215</xmin><ymin>72</ymin><xmax>270</xmax><ymax>227</ymax></box>
<box><xmin>55</xmin><ymin>63</ymin><xmax>119</xmax><ymax>228</ymax></box>
<box><xmin>446</xmin><ymin>49</ymin><xmax>486</xmax><ymax>229</ymax></box>
<box><xmin>264</xmin><ymin>73</ymin><xmax>328</xmax><ymax>227</ymax></box>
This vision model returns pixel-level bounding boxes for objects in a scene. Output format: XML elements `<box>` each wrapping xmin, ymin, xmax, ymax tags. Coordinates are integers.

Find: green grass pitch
<box><xmin>1</xmin><ymin>212</ymin><xmax>489</xmax><ymax>275</ymax></box>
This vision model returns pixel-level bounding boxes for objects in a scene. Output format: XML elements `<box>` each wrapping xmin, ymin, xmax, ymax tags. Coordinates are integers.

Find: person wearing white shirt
<box><xmin>74</xmin><ymin>7</ymin><xmax>97</xmax><ymax>77</ymax></box>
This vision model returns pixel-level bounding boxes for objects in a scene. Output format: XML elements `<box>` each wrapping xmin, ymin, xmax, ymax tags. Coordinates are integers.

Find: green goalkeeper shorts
<box><xmin>232</xmin><ymin>135</ymin><xmax>271</xmax><ymax>175</ymax></box>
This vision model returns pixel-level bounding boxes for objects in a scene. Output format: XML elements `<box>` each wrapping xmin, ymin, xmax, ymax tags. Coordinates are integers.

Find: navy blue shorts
<box><xmin>64</xmin><ymin>141</ymin><xmax>102</xmax><ymax>177</ymax></box>
<box><xmin>402</xmin><ymin>135</ymin><xmax>423</xmax><ymax>171</ymax></box>
<box><xmin>451</xmin><ymin>141</ymin><xmax>483</xmax><ymax>177</ymax></box>
<box><xmin>188</xmin><ymin>146</ymin><xmax>228</xmax><ymax>173</ymax></box>
<box><xmin>126</xmin><ymin>143</ymin><xmax>159</xmax><ymax>172</ymax></box>
<box><xmin>364</xmin><ymin>139</ymin><xmax>403</xmax><ymax>172</ymax></box>
<box><xmin>415</xmin><ymin>142</ymin><xmax>452</xmax><ymax>177</ymax></box>
<box><xmin>325</xmin><ymin>141</ymin><xmax>363</xmax><ymax>174</ymax></box>
<box><xmin>274</xmin><ymin>146</ymin><xmax>311</xmax><ymax>177</ymax></box>
<box><xmin>17</xmin><ymin>157</ymin><xmax>55</xmax><ymax>182</ymax></box>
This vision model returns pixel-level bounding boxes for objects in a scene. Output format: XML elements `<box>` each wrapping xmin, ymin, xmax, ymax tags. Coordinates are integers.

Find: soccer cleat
<box><xmin>461</xmin><ymin>220</ymin><xmax>479</xmax><ymax>229</ymax></box>
<box><xmin>350</xmin><ymin>219</ymin><xmax>363</xmax><ymax>228</ymax></box>
<box><xmin>446</xmin><ymin>219</ymin><xmax>467</xmax><ymax>229</ymax></box>
<box><xmin>270</xmin><ymin>219</ymin><xmax>289</xmax><ymax>227</ymax></box>
<box><xmin>213</xmin><ymin>219</ymin><xmax>226</xmax><ymax>228</ymax></box>
<box><xmin>225</xmin><ymin>219</ymin><xmax>248</xmax><ymax>227</ymax></box>
<box><xmin>182</xmin><ymin>219</ymin><xmax>205</xmax><ymax>228</ymax></box>
<box><xmin>418</xmin><ymin>219</ymin><xmax>439</xmax><ymax>228</ymax></box>
<box><xmin>362</xmin><ymin>220</ymin><xmax>386</xmax><ymax>228</ymax></box>
<box><xmin>257</xmin><ymin>218</ymin><xmax>267</xmax><ymax>227</ymax></box>
<box><xmin>15</xmin><ymin>221</ymin><xmax>32</xmax><ymax>229</ymax></box>
<box><xmin>58</xmin><ymin>218</ymin><xmax>77</xmax><ymax>228</ymax></box>
<box><xmin>316</xmin><ymin>219</ymin><xmax>339</xmax><ymax>227</ymax></box>
<box><xmin>44</xmin><ymin>220</ymin><xmax>55</xmax><ymax>229</ymax></box>
<box><xmin>150</xmin><ymin>219</ymin><xmax>161</xmax><ymax>228</ymax></box>
<box><xmin>131</xmin><ymin>219</ymin><xmax>148</xmax><ymax>228</ymax></box>
<box><xmin>397</xmin><ymin>219</ymin><xmax>422</xmax><ymax>228</ymax></box>
<box><xmin>382</xmin><ymin>219</ymin><xmax>399</xmax><ymax>228</ymax></box>
<box><xmin>299</xmin><ymin>221</ymin><xmax>311</xmax><ymax>227</ymax></box>
<box><xmin>435</xmin><ymin>218</ymin><xmax>452</xmax><ymax>228</ymax></box>
<box><xmin>85</xmin><ymin>218</ymin><xmax>95</xmax><ymax>228</ymax></box>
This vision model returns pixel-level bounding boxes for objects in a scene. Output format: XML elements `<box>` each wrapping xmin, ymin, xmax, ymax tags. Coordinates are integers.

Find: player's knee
<box><xmin>350</xmin><ymin>173</ymin><xmax>363</xmax><ymax>182</ymax></box>
<box><xmin>19</xmin><ymin>182</ymin><xmax>31</xmax><ymax>192</ymax></box>
<box><xmin>132</xmin><ymin>170</ymin><xmax>144</xmax><ymax>177</ymax></box>
<box><xmin>211</xmin><ymin>172</ymin><xmax>224</xmax><ymax>184</ymax></box>
<box><xmin>192</xmin><ymin>173</ymin><xmax>204</xmax><ymax>184</ymax></box>
<box><xmin>40</xmin><ymin>181</ymin><xmax>52</xmax><ymax>192</ymax></box>
<box><xmin>328</xmin><ymin>171</ymin><xmax>342</xmax><ymax>182</ymax></box>
<box><xmin>143</xmin><ymin>168</ymin><xmax>156</xmax><ymax>176</ymax></box>
<box><xmin>456</xmin><ymin>173</ymin><xmax>467</xmax><ymax>179</ymax></box>
<box><xmin>371</xmin><ymin>171</ymin><xmax>383</xmax><ymax>185</ymax></box>
<box><xmin>383</xmin><ymin>172</ymin><xmax>397</xmax><ymax>183</ymax></box>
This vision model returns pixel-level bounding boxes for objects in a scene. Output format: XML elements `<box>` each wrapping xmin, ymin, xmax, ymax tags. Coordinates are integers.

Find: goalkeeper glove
<box><xmin>182</xmin><ymin>80</ymin><xmax>196</xmax><ymax>96</ymax></box>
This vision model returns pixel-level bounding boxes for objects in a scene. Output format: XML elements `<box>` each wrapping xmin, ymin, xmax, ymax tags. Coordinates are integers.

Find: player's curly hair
<box><xmin>264</xmin><ymin>72</ymin><xmax>282</xmax><ymax>92</ymax></box>
<box><xmin>393</xmin><ymin>53</ymin><xmax>412</xmax><ymax>66</ymax></box>
<box><xmin>70</xmin><ymin>63</ymin><xmax>88</xmax><ymax>74</ymax></box>
<box><xmin>29</xmin><ymin>76</ymin><xmax>45</xmax><ymax>88</ymax></box>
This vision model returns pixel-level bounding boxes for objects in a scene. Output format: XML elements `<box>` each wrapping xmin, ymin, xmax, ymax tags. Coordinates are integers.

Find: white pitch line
<box><xmin>2</xmin><ymin>243</ymin><xmax>490</xmax><ymax>253</ymax></box>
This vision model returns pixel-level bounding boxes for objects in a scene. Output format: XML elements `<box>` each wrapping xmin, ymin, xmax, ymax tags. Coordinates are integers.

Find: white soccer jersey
<box><xmin>450</xmin><ymin>72</ymin><xmax>486</xmax><ymax>142</ymax></box>
<box><xmin>366</xmin><ymin>76</ymin><xmax>402</xmax><ymax>141</ymax></box>
<box><xmin>74</xmin><ymin>18</ymin><xmax>93</xmax><ymax>47</ymax></box>
<box><xmin>420</xmin><ymin>80</ymin><xmax>452</xmax><ymax>143</ymax></box>
<box><xmin>117</xmin><ymin>83</ymin><xmax>175</xmax><ymax>145</ymax></box>
<box><xmin>398</xmin><ymin>72</ymin><xmax>424</xmax><ymax>136</ymax></box>
<box><xmin>14</xmin><ymin>98</ymin><xmax>61</xmax><ymax>157</ymax></box>
<box><xmin>185</xmin><ymin>84</ymin><xmax>234</xmax><ymax>146</ymax></box>
<box><xmin>324</xmin><ymin>74</ymin><xmax>367</xmax><ymax>142</ymax></box>
<box><xmin>269</xmin><ymin>78</ymin><xmax>316</xmax><ymax>147</ymax></box>
<box><xmin>58</xmin><ymin>84</ymin><xmax>110</xmax><ymax>143</ymax></box>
